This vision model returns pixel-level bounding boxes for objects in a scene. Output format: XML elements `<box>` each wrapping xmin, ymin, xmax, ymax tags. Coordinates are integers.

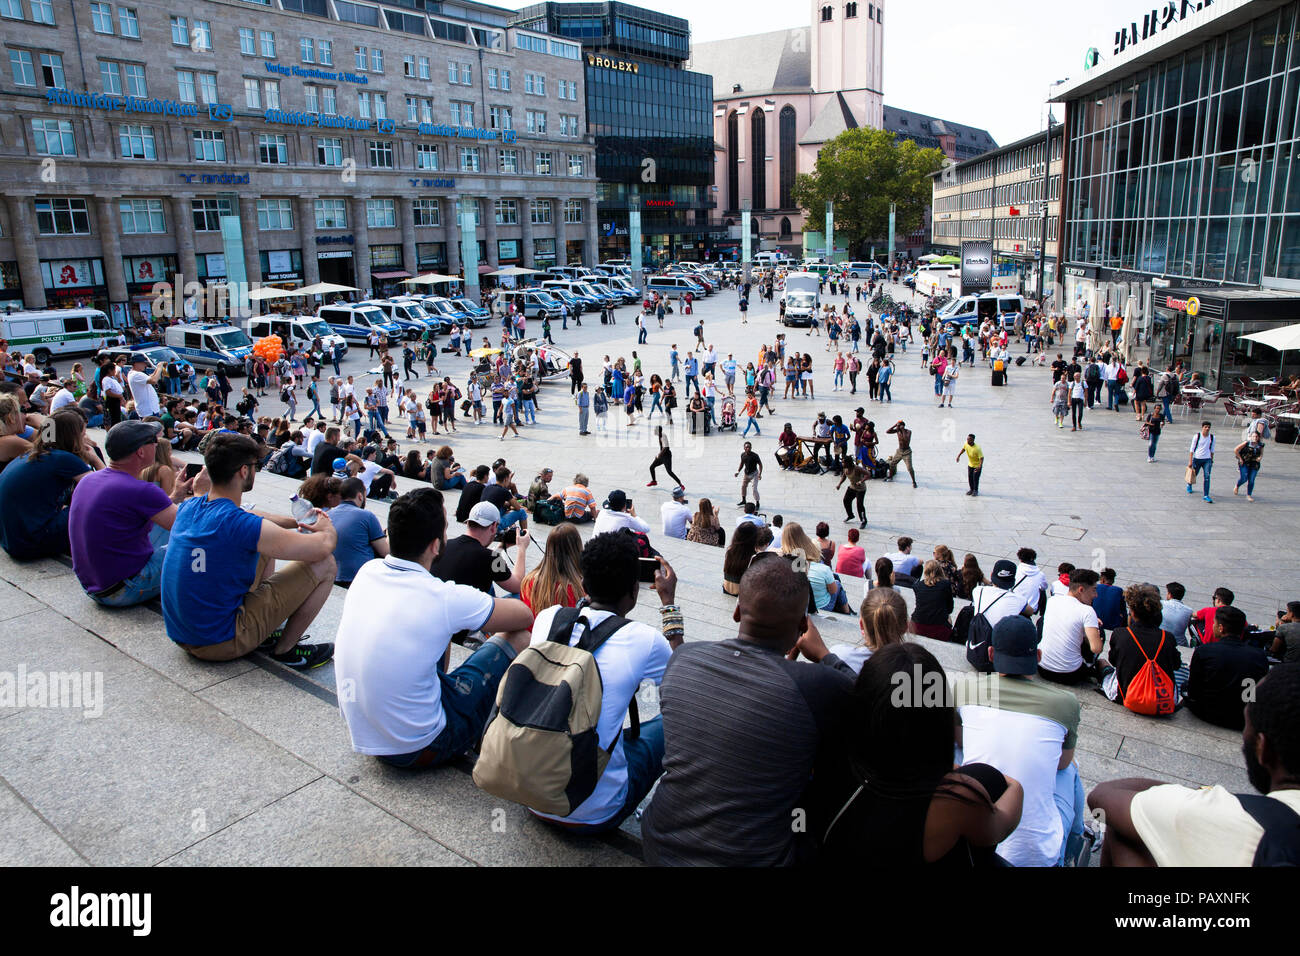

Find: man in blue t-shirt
<box><xmin>328</xmin><ymin>477</ymin><xmax>389</xmax><ymax>587</ymax></box>
<box><xmin>160</xmin><ymin>433</ymin><xmax>339</xmax><ymax>669</ymax></box>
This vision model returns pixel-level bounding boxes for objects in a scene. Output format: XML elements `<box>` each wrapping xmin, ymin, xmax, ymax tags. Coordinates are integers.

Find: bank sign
<box><xmin>1114</xmin><ymin>0</ymin><xmax>1215</xmax><ymax>55</ymax></box>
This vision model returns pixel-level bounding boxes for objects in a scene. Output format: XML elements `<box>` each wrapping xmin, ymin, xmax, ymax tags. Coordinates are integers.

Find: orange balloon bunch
<box><xmin>252</xmin><ymin>335</ymin><xmax>284</xmax><ymax>361</ymax></box>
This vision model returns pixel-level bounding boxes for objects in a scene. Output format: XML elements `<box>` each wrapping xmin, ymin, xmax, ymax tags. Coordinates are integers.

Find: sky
<box><xmin>490</xmin><ymin>0</ymin><xmax>1146</xmax><ymax>146</ymax></box>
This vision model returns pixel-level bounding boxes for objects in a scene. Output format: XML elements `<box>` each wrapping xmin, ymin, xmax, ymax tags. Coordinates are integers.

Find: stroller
<box><xmin>718</xmin><ymin>395</ymin><xmax>738</xmax><ymax>431</ymax></box>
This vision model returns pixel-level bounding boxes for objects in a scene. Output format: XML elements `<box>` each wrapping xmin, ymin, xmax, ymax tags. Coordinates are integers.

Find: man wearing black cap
<box><xmin>954</xmin><ymin>615</ymin><xmax>1088</xmax><ymax>867</ymax></box>
<box><xmin>126</xmin><ymin>352</ymin><xmax>163</xmax><ymax>419</ymax></box>
<box><xmin>68</xmin><ymin>421</ymin><xmax>199</xmax><ymax>606</ymax></box>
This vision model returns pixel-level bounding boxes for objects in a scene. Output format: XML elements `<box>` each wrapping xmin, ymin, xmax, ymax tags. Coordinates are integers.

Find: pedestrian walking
<box><xmin>956</xmin><ymin>434</ymin><xmax>983</xmax><ymax>497</ymax></box>
<box><xmin>1187</xmin><ymin>421</ymin><xmax>1215</xmax><ymax>502</ymax></box>
<box><xmin>735</xmin><ymin>441</ymin><xmax>762</xmax><ymax>508</ymax></box>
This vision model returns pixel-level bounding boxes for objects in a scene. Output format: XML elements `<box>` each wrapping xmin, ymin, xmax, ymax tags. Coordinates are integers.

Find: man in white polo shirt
<box><xmin>126</xmin><ymin>352</ymin><xmax>163</xmax><ymax>418</ymax></box>
<box><xmin>333</xmin><ymin>487</ymin><xmax>534</xmax><ymax>769</ymax></box>
<box><xmin>660</xmin><ymin>487</ymin><xmax>691</xmax><ymax>540</ymax></box>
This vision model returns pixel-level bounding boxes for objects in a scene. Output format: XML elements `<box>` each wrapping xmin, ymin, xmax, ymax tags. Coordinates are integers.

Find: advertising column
<box><xmin>220</xmin><ymin>213</ymin><xmax>250</xmax><ymax>318</ymax></box>
<box><xmin>585</xmin><ymin>200</ymin><xmax>599</xmax><ymax>269</ymax></box>
<box><xmin>741</xmin><ymin>201</ymin><xmax>752</xmax><ymax>283</ymax></box>
<box><xmin>824</xmin><ymin>201</ymin><xmax>834</xmax><ymax>263</ymax></box>
<box><xmin>482</xmin><ymin>198</ymin><xmax>500</xmax><ymax>271</ymax></box>
<box><xmin>554</xmin><ymin>204</ymin><xmax>568</xmax><ymax>267</ymax></box>
<box><xmin>6</xmin><ymin>195</ymin><xmax>46</xmax><ymax>309</ymax></box>
<box><xmin>460</xmin><ymin>205</ymin><xmax>480</xmax><ymax>304</ymax></box>
<box><xmin>630</xmin><ymin>184</ymin><xmax>643</xmax><ymax>291</ymax></box>
<box><xmin>445</xmin><ymin>195</ymin><xmax>462</xmax><ymax>276</ymax></box>
<box><xmin>237</xmin><ymin>197</ymin><xmax>262</xmax><ymax>297</ymax></box>
<box><xmin>520</xmin><ymin>197</ymin><xmax>536</xmax><ymax>268</ymax></box>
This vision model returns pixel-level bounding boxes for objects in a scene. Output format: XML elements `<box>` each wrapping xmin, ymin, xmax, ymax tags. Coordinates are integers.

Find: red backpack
<box><xmin>1121</xmin><ymin>627</ymin><xmax>1176</xmax><ymax>716</ymax></box>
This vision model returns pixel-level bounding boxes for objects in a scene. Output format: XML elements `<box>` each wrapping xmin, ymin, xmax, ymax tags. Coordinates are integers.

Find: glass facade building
<box><xmin>510</xmin><ymin>2</ymin><xmax>724</xmax><ymax>264</ymax></box>
<box><xmin>1057</xmin><ymin>0</ymin><xmax>1300</xmax><ymax>390</ymax></box>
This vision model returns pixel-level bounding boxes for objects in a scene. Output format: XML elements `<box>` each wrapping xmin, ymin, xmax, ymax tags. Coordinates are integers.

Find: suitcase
<box><xmin>1015</xmin><ymin>356</ymin><xmax>1027</xmax><ymax>366</ymax></box>
<box><xmin>992</xmin><ymin>370</ymin><xmax>1006</xmax><ymax>387</ymax></box>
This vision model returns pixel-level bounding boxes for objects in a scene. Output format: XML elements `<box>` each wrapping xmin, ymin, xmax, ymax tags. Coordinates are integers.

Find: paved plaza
<box><xmin>1</xmin><ymin>279</ymin><xmax>1294</xmax><ymax>866</ymax></box>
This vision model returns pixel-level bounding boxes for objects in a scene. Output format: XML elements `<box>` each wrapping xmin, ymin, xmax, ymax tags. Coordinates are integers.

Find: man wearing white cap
<box><xmin>126</xmin><ymin>352</ymin><xmax>164</xmax><ymax>419</ymax></box>
<box><xmin>431</xmin><ymin>501</ymin><xmax>530</xmax><ymax>597</ymax></box>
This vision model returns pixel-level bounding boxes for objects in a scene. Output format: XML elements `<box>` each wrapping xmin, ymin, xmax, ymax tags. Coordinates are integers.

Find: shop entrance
<box><xmin>317</xmin><ymin>252</ymin><xmax>355</xmax><ymax>288</ymax></box>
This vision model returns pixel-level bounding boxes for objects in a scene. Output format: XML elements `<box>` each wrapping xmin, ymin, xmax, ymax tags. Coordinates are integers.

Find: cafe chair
<box><xmin>1221</xmin><ymin>399</ymin><xmax>1246</xmax><ymax>427</ymax></box>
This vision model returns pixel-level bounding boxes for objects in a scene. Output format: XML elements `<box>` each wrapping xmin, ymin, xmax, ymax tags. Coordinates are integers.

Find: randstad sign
<box><xmin>1114</xmin><ymin>0</ymin><xmax>1215</xmax><ymax>56</ymax></box>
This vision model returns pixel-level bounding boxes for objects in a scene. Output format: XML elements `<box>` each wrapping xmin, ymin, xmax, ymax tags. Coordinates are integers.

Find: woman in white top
<box><xmin>1069</xmin><ymin>372</ymin><xmax>1087</xmax><ymax>431</ymax></box>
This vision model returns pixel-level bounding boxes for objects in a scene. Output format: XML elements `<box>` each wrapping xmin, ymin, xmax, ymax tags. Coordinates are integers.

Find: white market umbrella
<box><xmin>487</xmin><ymin>266</ymin><xmax>546</xmax><ymax>277</ymax></box>
<box><xmin>298</xmin><ymin>282</ymin><xmax>358</xmax><ymax>296</ymax></box>
<box><xmin>1240</xmin><ymin>323</ymin><xmax>1300</xmax><ymax>377</ymax></box>
<box><xmin>247</xmin><ymin>286</ymin><xmax>305</xmax><ymax>301</ymax></box>
<box><xmin>402</xmin><ymin>273</ymin><xmax>460</xmax><ymax>286</ymax></box>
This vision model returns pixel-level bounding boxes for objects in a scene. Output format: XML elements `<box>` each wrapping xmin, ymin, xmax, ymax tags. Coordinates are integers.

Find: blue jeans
<box><xmin>1106</xmin><ymin>381</ymin><xmax>1118</xmax><ymax>409</ymax></box>
<box><xmin>638</xmin><ymin>327</ymin><xmax>648</xmax><ymax>344</ymax></box>
<box><xmin>671</xmin><ymin>361</ymin><xmax>680</xmax><ymax>380</ymax></box>
<box><xmin>1148</xmin><ymin>433</ymin><xmax>1160</xmax><ymax>459</ymax></box>
<box><xmin>1054</xmin><ymin>762</ymin><xmax>1087</xmax><ymax>866</ymax></box>
<box><xmin>1191</xmin><ymin>458</ymin><xmax>1212</xmax><ymax>496</ymax></box>
<box><xmin>834</xmin><ymin>370</ymin><xmax>844</xmax><ymax>388</ymax></box>
<box><xmin>706</xmin><ymin>395</ymin><xmax>717</xmax><ymax>424</ymax></box>
<box><xmin>523</xmin><ymin>399</ymin><xmax>536</xmax><ymax>424</ymax></box>
<box><xmin>648</xmin><ymin>393</ymin><xmax>663</xmax><ymax>416</ymax></box>
<box><xmin>378</xmin><ymin>637</ymin><xmax>516</xmax><ymax>769</ymax></box>
<box><xmin>1237</xmin><ymin>462</ymin><xmax>1260</xmax><ymax>495</ymax></box>
<box><xmin>89</xmin><ymin>525</ymin><xmax>169</xmax><ymax>607</ymax></box>
<box><xmin>1161</xmin><ymin>396</ymin><xmax>1173</xmax><ymax>422</ymax></box>
<box><xmin>742</xmin><ymin>415</ymin><xmax>760</xmax><ymax>436</ymax></box>
<box><xmin>542</xmin><ymin>715</ymin><xmax>665</xmax><ymax>834</ymax></box>
<box><xmin>440</xmin><ymin>473</ymin><xmax>467</xmax><ymax>490</ymax></box>
<box><xmin>498</xmin><ymin>507</ymin><xmax>527</xmax><ymax>532</ymax></box>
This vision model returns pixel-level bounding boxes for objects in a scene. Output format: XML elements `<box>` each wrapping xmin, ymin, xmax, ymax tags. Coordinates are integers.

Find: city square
<box><xmin>2</xmin><ymin>0</ymin><xmax>1300</xmax><ymax>891</ymax></box>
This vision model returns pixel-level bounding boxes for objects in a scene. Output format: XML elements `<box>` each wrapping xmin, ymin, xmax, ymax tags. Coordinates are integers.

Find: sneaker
<box><xmin>271</xmin><ymin>642</ymin><xmax>334</xmax><ymax>669</ymax></box>
<box><xmin>257</xmin><ymin>627</ymin><xmax>285</xmax><ymax>652</ymax></box>
<box><xmin>647</xmin><ymin>481</ymin><xmax>658</xmax><ymax>487</ymax></box>
<box><xmin>1186</xmin><ymin>484</ymin><xmax>1194</xmax><ymax>494</ymax></box>
<box><xmin>1147</xmin><ymin>457</ymin><xmax>1154</xmax><ymax>463</ymax></box>
<box><xmin>1203</xmin><ymin>496</ymin><xmax>1213</xmax><ymax>503</ymax></box>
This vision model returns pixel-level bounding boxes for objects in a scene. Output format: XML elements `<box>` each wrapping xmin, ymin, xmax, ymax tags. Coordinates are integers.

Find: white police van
<box><xmin>163</xmin><ymin>323</ymin><xmax>255</xmax><ymax>370</ymax></box>
<box><xmin>1</xmin><ymin>308</ymin><xmax>123</xmax><ymax>364</ymax></box>
<box><xmin>243</xmin><ymin>315</ymin><xmax>347</xmax><ymax>355</ymax></box>
<box><xmin>317</xmin><ymin>303</ymin><xmax>403</xmax><ymax>343</ymax></box>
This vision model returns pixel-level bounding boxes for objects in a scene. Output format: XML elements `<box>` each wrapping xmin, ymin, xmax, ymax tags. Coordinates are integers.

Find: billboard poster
<box><xmin>960</xmin><ymin>240</ymin><xmax>993</xmax><ymax>296</ymax></box>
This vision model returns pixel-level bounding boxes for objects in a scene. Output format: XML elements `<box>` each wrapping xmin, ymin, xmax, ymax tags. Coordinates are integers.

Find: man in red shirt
<box><xmin>1193</xmin><ymin>587</ymin><xmax>1247</xmax><ymax>644</ymax></box>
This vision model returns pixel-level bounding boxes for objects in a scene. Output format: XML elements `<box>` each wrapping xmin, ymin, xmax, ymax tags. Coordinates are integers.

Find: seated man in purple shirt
<box><xmin>69</xmin><ymin>421</ymin><xmax>198</xmax><ymax>606</ymax></box>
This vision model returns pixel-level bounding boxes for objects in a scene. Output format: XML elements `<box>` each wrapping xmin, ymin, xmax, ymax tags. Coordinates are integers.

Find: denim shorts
<box><xmin>88</xmin><ymin>526</ymin><xmax>169</xmax><ymax>608</ymax></box>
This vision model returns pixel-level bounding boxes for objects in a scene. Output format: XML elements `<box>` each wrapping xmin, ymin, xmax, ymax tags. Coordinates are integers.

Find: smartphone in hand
<box><xmin>184</xmin><ymin>463</ymin><xmax>203</xmax><ymax>481</ymax></box>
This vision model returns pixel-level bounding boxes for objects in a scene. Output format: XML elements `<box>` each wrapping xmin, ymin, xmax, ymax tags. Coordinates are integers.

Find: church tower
<box><xmin>810</xmin><ymin>0</ymin><xmax>884</xmax><ymax>129</ymax></box>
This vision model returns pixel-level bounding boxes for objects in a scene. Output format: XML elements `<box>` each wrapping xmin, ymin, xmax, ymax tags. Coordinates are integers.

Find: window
<box><xmin>36</xmin><ymin>197</ymin><xmax>90</xmax><ymax>234</ymax></box>
<box><xmin>256</xmin><ymin>199</ymin><xmax>294</xmax><ymax>230</ymax></box>
<box><xmin>31</xmin><ymin>118</ymin><xmax>74</xmax><ymax>156</ymax></box>
<box><xmin>488</xmin><ymin>67</ymin><xmax>498</xmax><ymax>90</ymax></box>
<box><xmin>192</xmin><ymin>129</ymin><xmax>226</xmax><ymax>162</ymax></box>
<box><xmin>499</xmin><ymin>148</ymin><xmax>518</xmax><ymax>173</ymax></box>
<box><xmin>177</xmin><ymin>71</ymin><xmax>195</xmax><ymax>102</ymax></box>
<box><xmin>124</xmin><ymin>63</ymin><xmax>145</xmax><ymax>96</ymax></box>
<box><xmin>460</xmin><ymin>147</ymin><xmax>480</xmax><ymax>172</ymax></box>
<box><xmin>355</xmin><ymin>45</ymin><xmax>367</xmax><ymax>70</ymax></box>
<box><xmin>118</xmin><ymin>124</ymin><xmax>155</xmax><ymax>159</ymax></box>
<box><xmin>119</xmin><ymin>198</ymin><xmax>165</xmax><ymax>234</ymax></box>
<box><xmin>499</xmin><ymin>69</ymin><xmax>511</xmax><ymax>91</ymax></box>
<box><xmin>198</xmin><ymin>72</ymin><xmax>217</xmax><ymax>104</ymax></box>
<box><xmin>192</xmin><ymin>20</ymin><xmax>211</xmax><ymax>50</ymax></box>
<box><xmin>405</xmin><ymin>95</ymin><xmax>417</xmax><ymax>122</ymax></box>
<box><xmin>403</xmin><ymin>55</ymin><xmax>415</xmax><ymax>78</ymax></box>
<box><xmin>257</xmin><ymin>133</ymin><xmax>287</xmax><ymax>164</ymax></box>
<box><xmin>259</xmin><ymin>30</ymin><xmax>276</xmax><ymax>58</ymax></box>
<box><xmin>244</xmin><ymin>78</ymin><xmax>260</xmax><ymax>109</ymax></box>
<box><xmin>564</xmin><ymin>200</ymin><xmax>583</xmax><ymax>224</ymax></box>
<box><xmin>171</xmin><ymin>16</ymin><xmax>188</xmax><ymax>45</ymax></box>
<box><xmin>456</xmin><ymin>199</ymin><xmax>481</xmax><ymax>226</ymax></box>
<box><xmin>263</xmin><ymin>80</ymin><xmax>279</xmax><ymax>109</ymax></box>
<box><xmin>460</xmin><ymin>63</ymin><xmax>471</xmax><ymax>84</ymax></box>
<box><xmin>8</xmin><ymin>50</ymin><xmax>34</xmax><ymax>86</ymax></box>
<box><xmin>192</xmin><ymin>197</ymin><xmax>233</xmax><ymax>232</ymax></box>
<box><xmin>530</xmin><ymin>199</ymin><xmax>551</xmax><ymax>224</ymax></box>
<box><xmin>90</xmin><ymin>2</ymin><xmax>112</xmax><ymax>32</ymax></box>
<box><xmin>373</xmin><ymin>92</ymin><xmax>386</xmax><ymax>119</ymax></box>
<box><xmin>490</xmin><ymin>105</ymin><xmax>512</xmax><ymax>131</ymax></box>
<box><xmin>315</xmin><ymin>198</ymin><xmax>347</xmax><ymax>230</ymax></box>
<box><xmin>239</xmin><ymin>28</ymin><xmax>255</xmax><ymax>56</ymax></box>
<box><xmin>319</xmin><ymin>39</ymin><xmax>332</xmax><ymax>66</ymax></box>
<box><xmin>358</xmin><ymin>91</ymin><xmax>370</xmax><ymax>119</ymax></box>
<box><xmin>495</xmin><ymin>199</ymin><xmax>518</xmax><ymax>225</ymax></box>
<box><xmin>559</xmin><ymin>114</ymin><xmax>579</xmax><ymax>136</ymax></box>
<box><xmin>417</xmin><ymin>55</ymin><xmax>429</xmax><ymax>79</ymax></box>
<box><xmin>30</xmin><ymin>0</ymin><xmax>53</xmax><ymax>24</ymax></box>
<box><xmin>100</xmin><ymin>60</ymin><xmax>121</xmax><ymax>94</ymax></box>
<box><xmin>568</xmin><ymin>153</ymin><xmax>586</xmax><ymax>177</ymax></box>
<box><xmin>525</xmin><ymin>72</ymin><xmax>545</xmax><ymax>95</ymax></box>
<box><xmin>847</xmin><ymin>2</ymin><xmax>858</xmax><ymax>17</ymax></box>
<box><xmin>37</xmin><ymin>50</ymin><xmax>65</xmax><ymax>91</ymax></box>
<box><xmin>558</xmin><ymin>79</ymin><xmax>578</xmax><ymax>101</ymax></box>
<box><xmin>534</xmin><ymin>151</ymin><xmax>552</xmax><ymax>175</ymax></box>
<box><xmin>366</xmin><ymin>198</ymin><xmax>395</xmax><ymax>228</ymax></box>
<box><xmin>526</xmin><ymin>110</ymin><xmax>547</xmax><ymax>134</ymax></box>
<box><xmin>321</xmin><ymin>87</ymin><xmax>336</xmax><ymax>114</ymax></box>
<box><xmin>821</xmin><ymin>5</ymin><xmax>833</xmax><ymax>22</ymax></box>
<box><xmin>301</xmin><ymin>37</ymin><xmax>315</xmax><ymax>63</ymax></box>
<box><xmin>316</xmin><ymin>137</ymin><xmax>342</xmax><ymax>166</ymax></box>
<box><xmin>413</xmin><ymin>198</ymin><xmax>440</xmax><ymax>227</ymax></box>
<box><xmin>418</xmin><ymin>98</ymin><xmax>432</xmax><ymax>123</ymax></box>
<box><xmin>368</xmin><ymin>140</ymin><xmax>394</xmax><ymax>168</ymax></box>
<box><xmin>305</xmin><ymin>86</ymin><xmax>319</xmax><ymax>114</ymax></box>
<box><xmin>449</xmin><ymin>101</ymin><xmax>473</xmax><ymax>126</ymax></box>
<box><xmin>415</xmin><ymin>143</ymin><xmax>439</xmax><ymax>170</ymax></box>
<box><xmin>370</xmin><ymin>48</ymin><xmax>383</xmax><ymax>72</ymax></box>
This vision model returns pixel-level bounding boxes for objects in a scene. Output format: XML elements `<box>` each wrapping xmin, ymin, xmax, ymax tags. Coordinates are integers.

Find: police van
<box><xmin>243</xmin><ymin>315</ymin><xmax>348</xmax><ymax>355</ymax></box>
<box><xmin>365</xmin><ymin>299</ymin><xmax>439</xmax><ymax>339</ymax></box>
<box><xmin>646</xmin><ymin>274</ymin><xmax>705</xmax><ymax>300</ymax></box>
<box><xmin>499</xmin><ymin>288</ymin><xmax>564</xmax><ymax>321</ymax></box>
<box><xmin>163</xmin><ymin>323</ymin><xmax>255</xmax><ymax>370</ymax></box>
<box><xmin>1</xmin><ymin>308</ymin><xmax>123</xmax><ymax>364</ymax></box>
<box><xmin>317</xmin><ymin>303</ymin><xmax>403</xmax><ymax>343</ymax></box>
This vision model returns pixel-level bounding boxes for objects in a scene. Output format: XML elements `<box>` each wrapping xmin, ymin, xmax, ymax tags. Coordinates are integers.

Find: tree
<box><xmin>792</xmin><ymin>128</ymin><xmax>946</xmax><ymax>257</ymax></box>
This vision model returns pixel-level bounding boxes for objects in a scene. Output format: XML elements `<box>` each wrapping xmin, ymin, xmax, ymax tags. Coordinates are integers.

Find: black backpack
<box><xmin>1237</xmin><ymin>794</ymin><xmax>1300</xmax><ymax>866</ymax></box>
<box><xmin>965</xmin><ymin>586</ymin><xmax>1018</xmax><ymax>672</ymax></box>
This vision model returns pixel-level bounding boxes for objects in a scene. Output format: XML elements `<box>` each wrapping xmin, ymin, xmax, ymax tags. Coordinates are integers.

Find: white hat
<box><xmin>467</xmin><ymin>501</ymin><xmax>501</xmax><ymax>528</ymax></box>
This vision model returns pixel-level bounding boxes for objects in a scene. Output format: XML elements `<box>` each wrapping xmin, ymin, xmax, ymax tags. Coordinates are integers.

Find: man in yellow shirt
<box><xmin>957</xmin><ymin>434</ymin><xmax>984</xmax><ymax>497</ymax></box>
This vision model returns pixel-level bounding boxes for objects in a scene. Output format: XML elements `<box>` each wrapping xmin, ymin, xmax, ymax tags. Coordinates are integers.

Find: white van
<box><xmin>164</xmin><ymin>323</ymin><xmax>255</xmax><ymax>370</ymax></box>
<box><xmin>500</xmin><ymin>288</ymin><xmax>563</xmax><ymax>321</ymax></box>
<box><xmin>244</xmin><ymin>315</ymin><xmax>347</xmax><ymax>355</ymax></box>
<box><xmin>843</xmin><ymin>261</ymin><xmax>886</xmax><ymax>279</ymax></box>
<box><xmin>2</xmin><ymin>309</ymin><xmax>123</xmax><ymax>364</ymax></box>
<box><xmin>781</xmin><ymin>273</ymin><xmax>821</xmax><ymax>327</ymax></box>
<box><xmin>317</xmin><ymin>303</ymin><xmax>403</xmax><ymax>343</ymax></box>
<box><xmin>937</xmin><ymin>293</ymin><xmax>1032</xmax><ymax>328</ymax></box>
